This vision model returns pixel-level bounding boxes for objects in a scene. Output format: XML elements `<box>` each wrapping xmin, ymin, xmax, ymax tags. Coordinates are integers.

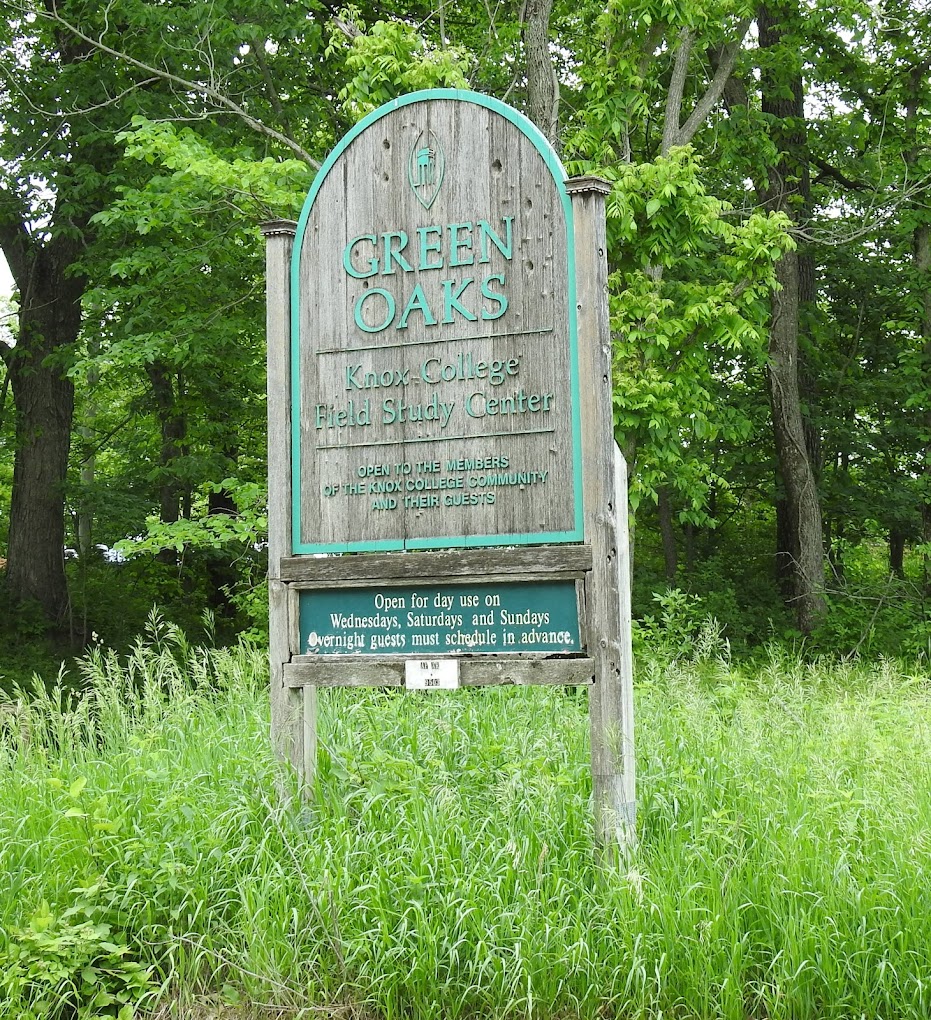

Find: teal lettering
<box><xmin>465</xmin><ymin>390</ymin><xmax>553</xmax><ymax>417</ymax></box>
<box><xmin>382</xmin><ymin>231</ymin><xmax>413</xmax><ymax>274</ymax></box>
<box><xmin>383</xmin><ymin>396</ymin><xmax>454</xmax><ymax>427</ymax></box>
<box><xmin>442</xmin><ymin>278</ymin><xmax>477</xmax><ymax>324</ymax></box>
<box><xmin>398</xmin><ymin>283</ymin><xmax>438</xmax><ymax>330</ymax></box>
<box><xmin>343</xmin><ymin>234</ymin><xmax>378</xmax><ymax>278</ymax></box>
<box><xmin>354</xmin><ymin>289</ymin><xmax>395</xmax><ymax>333</ymax></box>
<box><xmin>419</xmin><ymin>353</ymin><xmax>519</xmax><ymax>385</ymax></box>
<box><xmin>448</xmin><ymin>222</ymin><xmax>474</xmax><ymax>267</ymax></box>
<box><xmin>416</xmin><ymin>226</ymin><xmax>444</xmax><ymax>270</ymax></box>
<box><xmin>481</xmin><ymin>274</ymin><xmax>508</xmax><ymax>320</ymax></box>
<box><xmin>347</xmin><ymin>366</ymin><xmax>410</xmax><ymax>389</ymax></box>
<box><xmin>314</xmin><ymin>399</ymin><xmax>372</xmax><ymax>428</ymax></box>
<box><xmin>478</xmin><ymin>218</ymin><xmax>514</xmax><ymax>262</ymax></box>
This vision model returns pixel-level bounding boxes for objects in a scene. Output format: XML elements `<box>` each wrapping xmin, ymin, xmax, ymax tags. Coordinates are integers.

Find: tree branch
<box><xmin>248</xmin><ymin>40</ymin><xmax>291</xmax><ymax>140</ymax></box>
<box><xmin>675</xmin><ymin>19</ymin><xmax>750</xmax><ymax>149</ymax></box>
<box><xmin>810</xmin><ymin>155</ymin><xmax>868</xmax><ymax>192</ymax></box>
<box><xmin>0</xmin><ymin>359</ymin><xmax>10</xmax><ymax>432</ymax></box>
<box><xmin>637</xmin><ymin>22</ymin><xmax>665</xmax><ymax>80</ymax></box>
<box><xmin>0</xmin><ymin>62</ymin><xmax>158</xmax><ymax>120</ymax></box>
<box><xmin>42</xmin><ymin>3</ymin><xmax>320</xmax><ymax>168</ymax></box>
<box><xmin>719</xmin><ymin>61</ymin><xmax>750</xmax><ymax>113</ymax></box>
<box><xmin>662</xmin><ymin>26</ymin><xmax>695</xmax><ymax>156</ymax></box>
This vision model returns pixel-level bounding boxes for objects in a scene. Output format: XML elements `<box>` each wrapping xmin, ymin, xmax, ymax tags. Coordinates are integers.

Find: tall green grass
<box><xmin>1</xmin><ymin>620</ymin><xmax>930</xmax><ymax>1019</ymax></box>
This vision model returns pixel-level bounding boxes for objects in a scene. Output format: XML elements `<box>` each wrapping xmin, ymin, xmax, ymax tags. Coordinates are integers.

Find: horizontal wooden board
<box><xmin>285</xmin><ymin>656</ymin><xmax>595</xmax><ymax>687</ymax></box>
<box><xmin>280</xmin><ymin>543</ymin><xmax>592</xmax><ymax>581</ymax></box>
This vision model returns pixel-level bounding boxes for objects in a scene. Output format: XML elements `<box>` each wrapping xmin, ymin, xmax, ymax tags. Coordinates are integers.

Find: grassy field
<box><xmin>1</xmin><ymin>621</ymin><xmax>930</xmax><ymax>1019</ymax></box>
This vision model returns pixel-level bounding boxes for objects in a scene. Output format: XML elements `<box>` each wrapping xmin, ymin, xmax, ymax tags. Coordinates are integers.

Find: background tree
<box><xmin>0</xmin><ymin>0</ymin><xmax>341</xmax><ymax>627</ymax></box>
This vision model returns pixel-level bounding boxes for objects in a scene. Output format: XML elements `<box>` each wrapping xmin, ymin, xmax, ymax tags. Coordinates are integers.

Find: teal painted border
<box><xmin>290</xmin><ymin>89</ymin><xmax>584</xmax><ymax>554</ymax></box>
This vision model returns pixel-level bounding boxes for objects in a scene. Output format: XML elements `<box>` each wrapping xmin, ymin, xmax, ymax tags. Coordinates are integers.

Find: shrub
<box><xmin>1</xmin><ymin>884</ymin><xmax>154</xmax><ymax>1020</ymax></box>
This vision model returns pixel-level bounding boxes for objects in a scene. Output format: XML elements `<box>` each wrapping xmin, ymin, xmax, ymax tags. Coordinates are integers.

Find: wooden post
<box><xmin>612</xmin><ymin>442</ymin><xmax>636</xmax><ymax>842</ymax></box>
<box><xmin>567</xmin><ymin>178</ymin><xmax>637</xmax><ymax>860</ymax></box>
<box><xmin>262</xmin><ymin>220</ymin><xmax>314</xmax><ymax>794</ymax></box>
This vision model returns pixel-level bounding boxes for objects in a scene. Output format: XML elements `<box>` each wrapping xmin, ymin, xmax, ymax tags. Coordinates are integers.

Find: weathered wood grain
<box><xmin>280</xmin><ymin>544</ymin><xmax>591</xmax><ymax>582</ymax></box>
<box><xmin>568</xmin><ymin>178</ymin><xmax>637</xmax><ymax>857</ymax></box>
<box><xmin>294</xmin><ymin>98</ymin><xmax>580</xmax><ymax>550</ymax></box>
<box><xmin>285</xmin><ymin>656</ymin><xmax>595</xmax><ymax>688</ymax></box>
<box><xmin>289</xmin><ymin>572</ymin><xmax>581</xmax><ymax>593</ymax></box>
<box><xmin>262</xmin><ymin>221</ymin><xmax>312</xmax><ymax>792</ymax></box>
<box><xmin>613</xmin><ymin>442</ymin><xmax>637</xmax><ymax>833</ymax></box>
<box><xmin>263</xmin><ymin>219</ymin><xmax>297</xmax><ymax>575</ymax></box>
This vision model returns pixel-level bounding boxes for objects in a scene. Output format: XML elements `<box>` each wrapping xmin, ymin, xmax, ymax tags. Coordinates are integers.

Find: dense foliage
<box><xmin>0</xmin><ymin>0</ymin><xmax>929</xmax><ymax>659</ymax></box>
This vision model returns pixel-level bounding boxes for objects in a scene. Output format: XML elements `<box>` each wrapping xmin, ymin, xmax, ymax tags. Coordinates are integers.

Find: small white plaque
<box><xmin>405</xmin><ymin>658</ymin><xmax>460</xmax><ymax>690</ymax></box>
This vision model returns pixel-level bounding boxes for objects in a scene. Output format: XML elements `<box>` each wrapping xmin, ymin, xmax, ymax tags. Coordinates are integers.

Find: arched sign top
<box><xmin>292</xmin><ymin>90</ymin><xmax>573</xmax><ymax>249</ymax></box>
<box><xmin>290</xmin><ymin>90</ymin><xmax>583</xmax><ymax>553</ymax></box>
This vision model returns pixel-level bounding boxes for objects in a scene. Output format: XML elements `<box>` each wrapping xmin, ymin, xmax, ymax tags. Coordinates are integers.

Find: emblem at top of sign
<box><xmin>408</xmin><ymin>129</ymin><xmax>445</xmax><ymax>210</ymax></box>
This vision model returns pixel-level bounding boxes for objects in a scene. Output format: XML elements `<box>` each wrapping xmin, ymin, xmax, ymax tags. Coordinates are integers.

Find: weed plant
<box><xmin>1</xmin><ymin>617</ymin><xmax>931</xmax><ymax>1018</ymax></box>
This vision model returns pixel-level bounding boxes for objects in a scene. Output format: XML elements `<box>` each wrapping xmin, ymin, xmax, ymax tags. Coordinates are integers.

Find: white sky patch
<box><xmin>0</xmin><ymin>252</ymin><xmax>14</xmax><ymax>348</ymax></box>
<box><xmin>0</xmin><ymin>251</ymin><xmax>12</xmax><ymax>299</ymax></box>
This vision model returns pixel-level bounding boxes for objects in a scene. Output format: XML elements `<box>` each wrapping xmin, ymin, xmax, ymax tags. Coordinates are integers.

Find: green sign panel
<box><xmin>299</xmin><ymin>581</ymin><xmax>581</xmax><ymax>655</ymax></box>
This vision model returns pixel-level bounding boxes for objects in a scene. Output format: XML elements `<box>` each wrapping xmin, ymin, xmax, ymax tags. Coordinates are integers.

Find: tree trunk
<box><xmin>767</xmin><ymin>249</ymin><xmax>827</xmax><ymax>632</ymax></box>
<box><xmin>146</xmin><ymin>362</ymin><xmax>190</xmax><ymax>567</ymax></box>
<box><xmin>146</xmin><ymin>362</ymin><xmax>188</xmax><ymax>526</ymax></box>
<box><xmin>5</xmin><ymin>241</ymin><xmax>82</xmax><ymax>624</ymax></box>
<box><xmin>774</xmin><ymin>493</ymin><xmax>795</xmax><ymax>599</ymax></box>
<box><xmin>657</xmin><ymin>485</ymin><xmax>677</xmax><ymax>581</ymax></box>
<box><xmin>78</xmin><ymin>363</ymin><xmax>99</xmax><ymax>559</ymax></box>
<box><xmin>797</xmin><ymin>251</ymin><xmax>822</xmax><ymax>475</ymax></box>
<box><xmin>206</xmin><ymin>479</ymin><xmax>239</xmax><ymax>618</ymax></box>
<box><xmin>889</xmin><ymin>528</ymin><xmax>906</xmax><ymax>580</ymax></box>
<box><xmin>915</xmin><ymin>223</ymin><xmax>931</xmax><ymax>593</ymax></box>
<box><xmin>684</xmin><ymin>521</ymin><xmax>696</xmax><ymax>573</ymax></box>
<box><xmin>522</xmin><ymin>0</ymin><xmax>559</xmax><ymax>144</ymax></box>
<box><xmin>758</xmin><ymin>2</ymin><xmax>827</xmax><ymax>633</ymax></box>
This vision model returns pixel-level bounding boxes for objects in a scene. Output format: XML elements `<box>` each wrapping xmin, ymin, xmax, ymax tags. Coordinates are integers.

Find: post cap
<box><xmin>260</xmin><ymin>219</ymin><xmax>298</xmax><ymax>237</ymax></box>
<box><xmin>565</xmin><ymin>176</ymin><xmax>612</xmax><ymax>196</ymax></box>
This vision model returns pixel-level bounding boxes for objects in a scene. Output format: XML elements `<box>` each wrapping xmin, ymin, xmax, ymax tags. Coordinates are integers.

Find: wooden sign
<box><xmin>290</xmin><ymin>92</ymin><xmax>582</xmax><ymax>552</ymax></box>
<box><xmin>263</xmin><ymin>89</ymin><xmax>635</xmax><ymax>859</ymax></box>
